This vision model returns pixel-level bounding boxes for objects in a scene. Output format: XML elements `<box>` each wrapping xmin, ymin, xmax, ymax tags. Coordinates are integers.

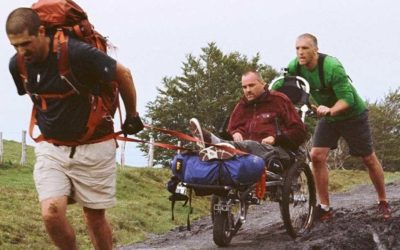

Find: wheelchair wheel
<box><xmin>210</xmin><ymin>195</ymin><xmax>218</xmax><ymax>222</ymax></box>
<box><xmin>212</xmin><ymin>195</ymin><xmax>242</xmax><ymax>246</ymax></box>
<box><xmin>213</xmin><ymin>212</ymin><xmax>234</xmax><ymax>246</ymax></box>
<box><xmin>280</xmin><ymin>162</ymin><xmax>316</xmax><ymax>238</ymax></box>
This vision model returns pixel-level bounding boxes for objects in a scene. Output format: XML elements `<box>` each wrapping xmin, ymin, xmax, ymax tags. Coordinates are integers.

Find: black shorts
<box><xmin>312</xmin><ymin>111</ymin><xmax>373</xmax><ymax>157</ymax></box>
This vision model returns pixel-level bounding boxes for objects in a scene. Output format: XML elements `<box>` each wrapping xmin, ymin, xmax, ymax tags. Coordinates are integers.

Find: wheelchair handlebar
<box><xmin>269</xmin><ymin>75</ymin><xmax>310</xmax><ymax>94</ymax></box>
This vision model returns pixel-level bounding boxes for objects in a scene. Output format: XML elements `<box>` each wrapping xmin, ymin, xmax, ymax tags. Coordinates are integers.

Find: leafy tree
<box><xmin>368</xmin><ymin>87</ymin><xmax>400</xmax><ymax>171</ymax></box>
<box><xmin>137</xmin><ymin>43</ymin><xmax>278</xmax><ymax>165</ymax></box>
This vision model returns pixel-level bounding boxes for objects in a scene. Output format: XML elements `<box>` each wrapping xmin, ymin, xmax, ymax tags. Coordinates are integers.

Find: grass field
<box><xmin>0</xmin><ymin>140</ymin><xmax>210</xmax><ymax>249</ymax></box>
<box><xmin>0</xmin><ymin>140</ymin><xmax>399</xmax><ymax>249</ymax></box>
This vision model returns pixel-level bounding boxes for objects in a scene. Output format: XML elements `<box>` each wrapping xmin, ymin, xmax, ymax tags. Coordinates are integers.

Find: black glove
<box><xmin>122</xmin><ymin>114</ymin><xmax>144</xmax><ymax>135</ymax></box>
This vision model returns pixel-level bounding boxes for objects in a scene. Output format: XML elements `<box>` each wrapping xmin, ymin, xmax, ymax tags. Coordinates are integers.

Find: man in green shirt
<box><xmin>274</xmin><ymin>33</ymin><xmax>390</xmax><ymax>221</ymax></box>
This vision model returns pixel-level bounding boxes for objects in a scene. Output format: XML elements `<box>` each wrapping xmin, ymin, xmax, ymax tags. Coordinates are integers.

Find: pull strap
<box><xmin>186</xmin><ymin>188</ymin><xmax>193</xmax><ymax>231</ymax></box>
<box><xmin>255</xmin><ymin>171</ymin><xmax>266</xmax><ymax>199</ymax></box>
<box><xmin>143</xmin><ymin>124</ymin><xmax>248</xmax><ymax>155</ymax></box>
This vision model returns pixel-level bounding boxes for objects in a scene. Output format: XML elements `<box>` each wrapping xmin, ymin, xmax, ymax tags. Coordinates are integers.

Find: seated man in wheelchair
<box><xmin>185</xmin><ymin>71</ymin><xmax>315</xmax><ymax>245</ymax></box>
<box><xmin>190</xmin><ymin>69</ymin><xmax>308</xmax><ymax>168</ymax></box>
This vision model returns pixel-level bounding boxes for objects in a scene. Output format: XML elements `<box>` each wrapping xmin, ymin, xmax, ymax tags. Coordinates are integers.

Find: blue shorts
<box><xmin>312</xmin><ymin>111</ymin><xmax>373</xmax><ymax>157</ymax></box>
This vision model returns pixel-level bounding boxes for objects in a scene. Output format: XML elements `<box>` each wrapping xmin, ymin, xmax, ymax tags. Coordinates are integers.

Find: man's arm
<box><xmin>279</xmin><ymin>99</ymin><xmax>307</xmax><ymax>148</ymax></box>
<box><xmin>232</xmin><ymin>132</ymin><xmax>243</xmax><ymax>142</ymax></box>
<box><xmin>115</xmin><ymin>62</ymin><xmax>144</xmax><ymax>135</ymax></box>
<box><xmin>316</xmin><ymin>99</ymin><xmax>350</xmax><ymax>117</ymax></box>
<box><xmin>227</xmin><ymin>103</ymin><xmax>246</xmax><ymax>140</ymax></box>
<box><xmin>316</xmin><ymin>60</ymin><xmax>354</xmax><ymax>117</ymax></box>
<box><xmin>115</xmin><ymin>62</ymin><xmax>137</xmax><ymax>117</ymax></box>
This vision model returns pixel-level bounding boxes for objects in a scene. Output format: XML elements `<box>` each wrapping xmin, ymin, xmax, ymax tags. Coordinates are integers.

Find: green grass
<box><xmin>329</xmin><ymin>169</ymin><xmax>400</xmax><ymax>192</ymax></box>
<box><xmin>0</xmin><ymin>140</ymin><xmax>399</xmax><ymax>249</ymax></box>
<box><xmin>0</xmin><ymin>140</ymin><xmax>209</xmax><ymax>249</ymax></box>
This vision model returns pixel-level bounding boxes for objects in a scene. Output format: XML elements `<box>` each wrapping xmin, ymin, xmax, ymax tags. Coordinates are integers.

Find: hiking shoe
<box><xmin>189</xmin><ymin>118</ymin><xmax>212</xmax><ymax>149</ymax></box>
<box><xmin>377</xmin><ymin>200</ymin><xmax>391</xmax><ymax>220</ymax></box>
<box><xmin>313</xmin><ymin>204</ymin><xmax>333</xmax><ymax>222</ymax></box>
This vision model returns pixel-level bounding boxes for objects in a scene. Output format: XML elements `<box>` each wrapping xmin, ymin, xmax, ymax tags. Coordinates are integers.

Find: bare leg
<box><xmin>41</xmin><ymin>196</ymin><xmax>77</xmax><ymax>250</ymax></box>
<box><xmin>310</xmin><ymin>147</ymin><xmax>331</xmax><ymax>206</ymax></box>
<box><xmin>83</xmin><ymin>207</ymin><xmax>113</xmax><ymax>250</ymax></box>
<box><xmin>361</xmin><ymin>152</ymin><xmax>387</xmax><ymax>201</ymax></box>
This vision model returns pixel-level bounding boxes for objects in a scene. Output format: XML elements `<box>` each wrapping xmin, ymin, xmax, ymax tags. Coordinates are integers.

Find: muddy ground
<box><xmin>120</xmin><ymin>182</ymin><xmax>400</xmax><ymax>250</ymax></box>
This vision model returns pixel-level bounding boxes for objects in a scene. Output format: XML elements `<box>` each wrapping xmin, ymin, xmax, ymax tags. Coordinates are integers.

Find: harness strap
<box><xmin>296</xmin><ymin>52</ymin><xmax>327</xmax><ymax>89</ymax></box>
<box><xmin>144</xmin><ymin>124</ymin><xmax>199</xmax><ymax>143</ymax></box>
<box><xmin>255</xmin><ymin>171</ymin><xmax>266</xmax><ymax>199</ymax></box>
<box><xmin>143</xmin><ymin>124</ymin><xmax>248</xmax><ymax>155</ymax></box>
<box><xmin>186</xmin><ymin>188</ymin><xmax>193</xmax><ymax>231</ymax></box>
<box><xmin>16</xmin><ymin>54</ymin><xmax>28</xmax><ymax>84</ymax></box>
<box><xmin>72</xmin><ymin>24</ymin><xmax>83</xmax><ymax>39</ymax></box>
<box><xmin>28</xmin><ymin>107</ymin><xmax>44</xmax><ymax>143</ymax></box>
<box><xmin>317</xmin><ymin>53</ymin><xmax>327</xmax><ymax>88</ymax></box>
<box><xmin>116</xmin><ymin>135</ymin><xmax>189</xmax><ymax>151</ymax></box>
<box><xmin>79</xmin><ymin>96</ymin><xmax>106</xmax><ymax>142</ymax></box>
<box><xmin>35</xmin><ymin>90</ymin><xmax>76</xmax><ymax>111</ymax></box>
<box><xmin>69</xmin><ymin>146</ymin><xmax>76</xmax><ymax>158</ymax></box>
<box><xmin>171</xmin><ymin>198</ymin><xmax>176</xmax><ymax>221</ymax></box>
<box><xmin>53</xmin><ymin>29</ymin><xmax>70</xmax><ymax>76</ymax></box>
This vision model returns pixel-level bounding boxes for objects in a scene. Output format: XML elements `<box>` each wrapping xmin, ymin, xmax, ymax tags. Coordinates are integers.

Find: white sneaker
<box><xmin>189</xmin><ymin>118</ymin><xmax>205</xmax><ymax>149</ymax></box>
<box><xmin>199</xmin><ymin>143</ymin><xmax>235</xmax><ymax>161</ymax></box>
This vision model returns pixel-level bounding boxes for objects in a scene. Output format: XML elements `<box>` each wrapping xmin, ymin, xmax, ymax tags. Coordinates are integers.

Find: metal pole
<box><xmin>177</xmin><ymin>141</ymin><xmax>181</xmax><ymax>154</ymax></box>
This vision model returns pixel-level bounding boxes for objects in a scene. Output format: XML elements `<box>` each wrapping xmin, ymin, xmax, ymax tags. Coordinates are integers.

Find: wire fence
<box><xmin>0</xmin><ymin>131</ymin><xmax>27</xmax><ymax>166</ymax></box>
<box><xmin>0</xmin><ymin>131</ymin><xmax>155</xmax><ymax>168</ymax></box>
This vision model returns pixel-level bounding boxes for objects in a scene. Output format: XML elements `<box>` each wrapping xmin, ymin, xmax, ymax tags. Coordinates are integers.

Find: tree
<box><xmin>368</xmin><ymin>87</ymin><xmax>400</xmax><ymax>171</ymax></box>
<box><xmin>328</xmin><ymin>138</ymin><xmax>350</xmax><ymax>169</ymax></box>
<box><xmin>137</xmin><ymin>43</ymin><xmax>278</xmax><ymax>165</ymax></box>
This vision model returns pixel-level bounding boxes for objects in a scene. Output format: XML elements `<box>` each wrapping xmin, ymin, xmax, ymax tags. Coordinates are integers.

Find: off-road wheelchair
<box><xmin>169</xmin><ymin>74</ymin><xmax>316</xmax><ymax>247</ymax></box>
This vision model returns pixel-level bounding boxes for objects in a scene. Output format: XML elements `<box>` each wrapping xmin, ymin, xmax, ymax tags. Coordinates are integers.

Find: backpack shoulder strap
<box><xmin>317</xmin><ymin>53</ymin><xmax>327</xmax><ymax>89</ymax></box>
<box><xmin>295</xmin><ymin>59</ymin><xmax>301</xmax><ymax>77</ymax></box>
<box><xmin>295</xmin><ymin>53</ymin><xmax>328</xmax><ymax>89</ymax></box>
<box><xmin>52</xmin><ymin>29</ymin><xmax>70</xmax><ymax>77</ymax></box>
<box><xmin>53</xmin><ymin>29</ymin><xmax>92</xmax><ymax>96</ymax></box>
<box><xmin>16</xmin><ymin>54</ymin><xmax>29</xmax><ymax>92</ymax></box>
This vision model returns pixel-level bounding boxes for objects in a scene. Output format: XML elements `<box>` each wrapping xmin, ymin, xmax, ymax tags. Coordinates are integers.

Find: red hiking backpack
<box><xmin>17</xmin><ymin>0</ymin><xmax>121</xmax><ymax>146</ymax></box>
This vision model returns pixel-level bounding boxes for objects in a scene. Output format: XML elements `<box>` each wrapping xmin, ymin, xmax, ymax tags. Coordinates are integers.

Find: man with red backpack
<box><xmin>6</xmin><ymin>5</ymin><xmax>143</xmax><ymax>249</ymax></box>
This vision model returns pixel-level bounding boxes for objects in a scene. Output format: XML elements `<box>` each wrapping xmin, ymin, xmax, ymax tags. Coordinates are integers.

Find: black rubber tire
<box><xmin>211</xmin><ymin>194</ymin><xmax>242</xmax><ymax>236</ymax></box>
<box><xmin>210</xmin><ymin>195</ymin><xmax>218</xmax><ymax>223</ymax></box>
<box><xmin>280</xmin><ymin>162</ymin><xmax>316</xmax><ymax>238</ymax></box>
<box><xmin>213</xmin><ymin>212</ymin><xmax>234</xmax><ymax>247</ymax></box>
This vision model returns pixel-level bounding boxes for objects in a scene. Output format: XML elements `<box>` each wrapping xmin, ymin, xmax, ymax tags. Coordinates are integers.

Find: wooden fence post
<box><xmin>147</xmin><ymin>118</ymin><xmax>154</xmax><ymax>167</ymax></box>
<box><xmin>20</xmin><ymin>130</ymin><xmax>27</xmax><ymax>166</ymax></box>
<box><xmin>120</xmin><ymin>141</ymin><xmax>126</xmax><ymax>169</ymax></box>
<box><xmin>0</xmin><ymin>132</ymin><xmax>3</xmax><ymax>164</ymax></box>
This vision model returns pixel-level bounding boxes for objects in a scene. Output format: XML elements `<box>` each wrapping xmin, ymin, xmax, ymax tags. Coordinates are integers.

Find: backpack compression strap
<box><xmin>296</xmin><ymin>53</ymin><xmax>327</xmax><ymax>89</ymax></box>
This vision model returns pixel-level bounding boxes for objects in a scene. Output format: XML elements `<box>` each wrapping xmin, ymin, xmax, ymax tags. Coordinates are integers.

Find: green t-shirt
<box><xmin>272</xmin><ymin>55</ymin><xmax>366</xmax><ymax>122</ymax></box>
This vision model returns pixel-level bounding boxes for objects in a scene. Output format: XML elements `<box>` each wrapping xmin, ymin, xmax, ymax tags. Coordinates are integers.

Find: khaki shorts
<box><xmin>33</xmin><ymin>139</ymin><xmax>117</xmax><ymax>209</ymax></box>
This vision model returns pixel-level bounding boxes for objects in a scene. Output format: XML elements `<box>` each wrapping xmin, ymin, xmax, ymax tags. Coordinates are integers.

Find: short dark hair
<box><xmin>297</xmin><ymin>33</ymin><xmax>318</xmax><ymax>48</ymax></box>
<box><xmin>6</xmin><ymin>8</ymin><xmax>41</xmax><ymax>36</ymax></box>
<box><xmin>242</xmin><ymin>69</ymin><xmax>265</xmax><ymax>83</ymax></box>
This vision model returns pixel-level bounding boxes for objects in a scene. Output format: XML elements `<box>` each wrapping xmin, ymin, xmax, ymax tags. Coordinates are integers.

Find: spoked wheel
<box><xmin>280</xmin><ymin>162</ymin><xmax>316</xmax><ymax>238</ymax></box>
<box><xmin>212</xmin><ymin>195</ymin><xmax>242</xmax><ymax>246</ymax></box>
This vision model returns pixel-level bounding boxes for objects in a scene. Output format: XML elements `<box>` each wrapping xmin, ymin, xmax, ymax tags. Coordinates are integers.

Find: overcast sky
<box><xmin>1</xmin><ymin>0</ymin><xmax>399</xmax><ymax>166</ymax></box>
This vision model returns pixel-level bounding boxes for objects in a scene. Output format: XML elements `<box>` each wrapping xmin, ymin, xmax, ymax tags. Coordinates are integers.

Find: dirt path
<box><xmin>119</xmin><ymin>182</ymin><xmax>400</xmax><ymax>250</ymax></box>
